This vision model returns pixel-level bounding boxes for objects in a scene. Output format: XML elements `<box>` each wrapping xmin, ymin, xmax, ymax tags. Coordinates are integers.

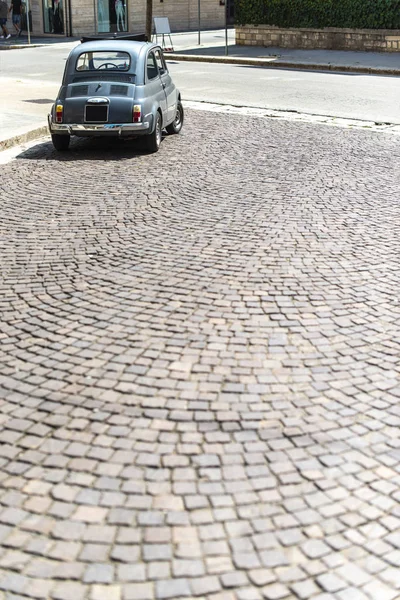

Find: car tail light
<box><xmin>55</xmin><ymin>104</ymin><xmax>63</xmax><ymax>123</ymax></box>
<box><xmin>133</xmin><ymin>105</ymin><xmax>141</xmax><ymax>123</ymax></box>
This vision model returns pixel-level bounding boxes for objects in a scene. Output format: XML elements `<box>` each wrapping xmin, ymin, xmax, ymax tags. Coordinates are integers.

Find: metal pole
<box><xmin>26</xmin><ymin>0</ymin><xmax>31</xmax><ymax>44</ymax></box>
<box><xmin>225</xmin><ymin>0</ymin><xmax>228</xmax><ymax>55</ymax></box>
<box><xmin>197</xmin><ymin>0</ymin><xmax>200</xmax><ymax>45</ymax></box>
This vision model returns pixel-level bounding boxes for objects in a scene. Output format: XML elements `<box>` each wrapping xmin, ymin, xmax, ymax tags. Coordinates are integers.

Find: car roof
<box><xmin>69</xmin><ymin>40</ymin><xmax>158</xmax><ymax>58</ymax></box>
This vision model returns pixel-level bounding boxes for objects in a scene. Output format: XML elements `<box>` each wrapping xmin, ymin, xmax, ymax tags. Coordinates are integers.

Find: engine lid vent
<box><xmin>71</xmin><ymin>84</ymin><xmax>89</xmax><ymax>97</ymax></box>
<box><xmin>110</xmin><ymin>84</ymin><xmax>129</xmax><ymax>96</ymax></box>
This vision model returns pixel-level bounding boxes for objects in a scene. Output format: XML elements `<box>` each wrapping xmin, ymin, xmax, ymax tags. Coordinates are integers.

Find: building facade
<box><xmin>26</xmin><ymin>0</ymin><xmax>228</xmax><ymax>37</ymax></box>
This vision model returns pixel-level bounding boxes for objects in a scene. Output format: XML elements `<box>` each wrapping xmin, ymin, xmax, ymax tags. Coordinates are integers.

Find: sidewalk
<box><xmin>169</xmin><ymin>29</ymin><xmax>400</xmax><ymax>76</ymax></box>
<box><xmin>1</xmin><ymin>28</ymin><xmax>400</xmax><ymax>152</ymax></box>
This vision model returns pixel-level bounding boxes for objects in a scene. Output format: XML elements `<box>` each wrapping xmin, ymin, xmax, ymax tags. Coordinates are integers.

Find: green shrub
<box><xmin>235</xmin><ymin>0</ymin><xmax>400</xmax><ymax>29</ymax></box>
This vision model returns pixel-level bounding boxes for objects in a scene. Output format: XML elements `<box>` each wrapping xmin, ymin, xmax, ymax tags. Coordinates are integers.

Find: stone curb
<box><xmin>2</xmin><ymin>44</ymin><xmax>399</xmax><ymax>76</ymax></box>
<box><xmin>0</xmin><ymin>124</ymin><xmax>48</xmax><ymax>152</ymax></box>
<box><xmin>1</xmin><ymin>41</ymin><xmax>399</xmax><ymax>75</ymax></box>
<box><xmin>0</xmin><ymin>44</ymin><xmax>46</xmax><ymax>50</ymax></box>
<box><xmin>166</xmin><ymin>53</ymin><xmax>400</xmax><ymax>76</ymax></box>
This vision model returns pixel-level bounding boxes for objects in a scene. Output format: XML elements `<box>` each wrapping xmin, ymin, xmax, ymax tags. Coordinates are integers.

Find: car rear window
<box><xmin>76</xmin><ymin>51</ymin><xmax>131</xmax><ymax>72</ymax></box>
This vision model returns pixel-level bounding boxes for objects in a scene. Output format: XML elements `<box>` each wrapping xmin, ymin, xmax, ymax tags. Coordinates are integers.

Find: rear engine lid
<box><xmin>67</xmin><ymin>81</ymin><xmax>134</xmax><ymax>98</ymax></box>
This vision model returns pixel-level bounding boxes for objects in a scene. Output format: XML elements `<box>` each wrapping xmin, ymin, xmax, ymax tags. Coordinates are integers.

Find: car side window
<box><xmin>154</xmin><ymin>49</ymin><xmax>167</xmax><ymax>74</ymax></box>
<box><xmin>147</xmin><ymin>52</ymin><xmax>159</xmax><ymax>80</ymax></box>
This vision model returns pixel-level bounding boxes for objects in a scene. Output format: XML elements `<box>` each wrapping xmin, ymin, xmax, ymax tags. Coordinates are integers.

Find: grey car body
<box><xmin>48</xmin><ymin>38</ymin><xmax>183</xmax><ymax>152</ymax></box>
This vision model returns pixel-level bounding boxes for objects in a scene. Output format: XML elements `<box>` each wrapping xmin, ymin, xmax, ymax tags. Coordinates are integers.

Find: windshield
<box><xmin>76</xmin><ymin>51</ymin><xmax>131</xmax><ymax>71</ymax></box>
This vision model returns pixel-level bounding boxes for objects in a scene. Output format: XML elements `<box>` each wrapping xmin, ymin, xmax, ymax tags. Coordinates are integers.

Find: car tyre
<box><xmin>166</xmin><ymin>101</ymin><xmax>184</xmax><ymax>135</ymax></box>
<box><xmin>52</xmin><ymin>134</ymin><xmax>70</xmax><ymax>151</ymax></box>
<box><xmin>145</xmin><ymin>111</ymin><xmax>162</xmax><ymax>153</ymax></box>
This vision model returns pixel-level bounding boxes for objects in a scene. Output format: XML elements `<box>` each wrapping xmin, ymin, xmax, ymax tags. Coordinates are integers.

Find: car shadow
<box><xmin>16</xmin><ymin>135</ymin><xmax>168</xmax><ymax>161</ymax></box>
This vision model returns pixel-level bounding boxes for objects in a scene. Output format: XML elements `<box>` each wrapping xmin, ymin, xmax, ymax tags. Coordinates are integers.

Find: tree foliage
<box><xmin>235</xmin><ymin>0</ymin><xmax>400</xmax><ymax>29</ymax></box>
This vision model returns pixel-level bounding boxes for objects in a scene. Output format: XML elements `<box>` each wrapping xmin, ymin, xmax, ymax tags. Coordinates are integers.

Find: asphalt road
<box><xmin>1</xmin><ymin>109</ymin><xmax>400</xmax><ymax>600</ymax></box>
<box><xmin>170</xmin><ymin>62</ymin><xmax>400</xmax><ymax>124</ymax></box>
<box><xmin>1</xmin><ymin>42</ymin><xmax>400</xmax><ymax>124</ymax></box>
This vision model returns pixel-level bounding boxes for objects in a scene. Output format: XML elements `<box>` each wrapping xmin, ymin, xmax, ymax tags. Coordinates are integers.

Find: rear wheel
<box><xmin>166</xmin><ymin>101</ymin><xmax>184</xmax><ymax>135</ymax></box>
<box><xmin>52</xmin><ymin>134</ymin><xmax>70</xmax><ymax>151</ymax></box>
<box><xmin>145</xmin><ymin>112</ymin><xmax>162</xmax><ymax>153</ymax></box>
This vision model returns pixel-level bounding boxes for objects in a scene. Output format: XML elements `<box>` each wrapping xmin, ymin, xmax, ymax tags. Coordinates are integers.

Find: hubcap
<box><xmin>156</xmin><ymin>118</ymin><xmax>162</xmax><ymax>146</ymax></box>
<box><xmin>175</xmin><ymin>106</ymin><xmax>182</xmax><ymax>127</ymax></box>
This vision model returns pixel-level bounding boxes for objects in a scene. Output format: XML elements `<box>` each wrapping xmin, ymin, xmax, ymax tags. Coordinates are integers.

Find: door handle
<box><xmin>162</xmin><ymin>83</ymin><xmax>166</xmax><ymax>89</ymax></box>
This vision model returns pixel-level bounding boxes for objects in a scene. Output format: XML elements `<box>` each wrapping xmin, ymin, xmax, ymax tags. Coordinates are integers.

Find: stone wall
<box><xmin>236</xmin><ymin>25</ymin><xmax>400</xmax><ymax>52</ymax></box>
<box><xmin>70</xmin><ymin>0</ymin><xmax>97</xmax><ymax>36</ymax></box>
<box><xmin>28</xmin><ymin>0</ymin><xmax>224</xmax><ymax>37</ymax></box>
<box><xmin>30</xmin><ymin>2</ymin><xmax>43</xmax><ymax>35</ymax></box>
<box><xmin>147</xmin><ymin>0</ymin><xmax>224</xmax><ymax>32</ymax></box>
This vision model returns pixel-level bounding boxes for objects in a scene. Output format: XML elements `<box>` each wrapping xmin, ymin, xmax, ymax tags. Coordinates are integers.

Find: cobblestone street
<box><xmin>1</xmin><ymin>109</ymin><xmax>400</xmax><ymax>600</ymax></box>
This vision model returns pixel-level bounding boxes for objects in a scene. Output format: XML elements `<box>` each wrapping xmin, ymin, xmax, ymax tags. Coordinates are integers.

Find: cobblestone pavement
<box><xmin>1</xmin><ymin>109</ymin><xmax>400</xmax><ymax>600</ymax></box>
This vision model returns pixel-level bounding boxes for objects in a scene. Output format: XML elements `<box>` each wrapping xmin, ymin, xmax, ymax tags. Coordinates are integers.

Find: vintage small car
<box><xmin>48</xmin><ymin>34</ymin><xmax>183</xmax><ymax>152</ymax></box>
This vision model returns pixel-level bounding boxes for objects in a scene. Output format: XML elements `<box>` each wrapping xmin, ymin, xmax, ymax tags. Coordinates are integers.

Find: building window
<box><xmin>98</xmin><ymin>0</ymin><xmax>127</xmax><ymax>33</ymax></box>
<box><xmin>43</xmin><ymin>0</ymin><xmax>64</xmax><ymax>34</ymax></box>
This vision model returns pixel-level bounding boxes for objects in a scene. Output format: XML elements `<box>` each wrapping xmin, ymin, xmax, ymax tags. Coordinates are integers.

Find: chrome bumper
<box><xmin>48</xmin><ymin>116</ymin><xmax>149</xmax><ymax>136</ymax></box>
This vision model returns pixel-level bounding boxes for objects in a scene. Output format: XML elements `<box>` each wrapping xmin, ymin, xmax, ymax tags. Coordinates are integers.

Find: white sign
<box><xmin>153</xmin><ymin>17</ymin><xmax>171</xmax><ymax>35</ymax></box>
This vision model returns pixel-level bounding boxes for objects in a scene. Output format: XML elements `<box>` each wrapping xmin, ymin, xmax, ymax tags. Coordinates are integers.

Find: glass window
<box><xmin>98</xmin><ymin>0</ymin><xmax>127</xmax><ymax>33</ymax></box>
<box><xmin>146</xmin><ymin>52</ymin><xmax>159</xmax><ymax>80</ymax></box>
<box><xmin>154</xmin><ymin>49</ymin><xmax>167</xmax><ymax>73</ymax></box>
<box><xmin>43</xmin><ymin>0</ymin><xmax>64</xmax><ymax>34</ymax></box>
<box><xmin>76</xmin><ymin>51</ymin><xmax>131</xmax><ymax>71</ymax></box>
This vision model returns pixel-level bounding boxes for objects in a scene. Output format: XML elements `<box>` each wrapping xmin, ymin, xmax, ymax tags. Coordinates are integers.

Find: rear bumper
<box><xmin>48</xmin><ymin>116</ymin><xmax>149</xmax><ymax>137</ymax></box>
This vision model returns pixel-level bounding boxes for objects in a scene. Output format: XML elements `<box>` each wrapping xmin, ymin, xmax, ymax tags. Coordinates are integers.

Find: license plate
<box><xmin>85</xmin><ymin>104</ymin><xmax>108</xmax><ymax>123</ymax></box>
